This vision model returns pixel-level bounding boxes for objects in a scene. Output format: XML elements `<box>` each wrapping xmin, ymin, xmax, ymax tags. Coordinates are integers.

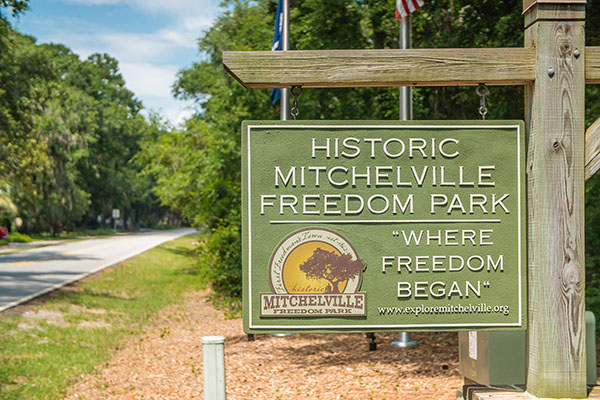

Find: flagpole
<box><xmin>280</xmin><ymin>0</ymin><xmax>289</xmax><ymax>120</ymax></box>
<box><xmin>398</xmin><ymin>16</ymin><xmax>412</xmax><ymax>121</ymax></box>
<box><xmin>272</xmin><ymin>0</ymin><xmax>292</xmax><ymax>338</ymax></box>
<box><xmin>392</xmin><ymin>14</ymin><xmax>417</xmax><ymax>349</ymax></box>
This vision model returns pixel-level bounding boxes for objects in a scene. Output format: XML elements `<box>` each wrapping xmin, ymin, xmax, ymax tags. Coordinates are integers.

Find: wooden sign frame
<box><xmin>243</xmin><ymin>121</ymin><xmax>526</xmax><ymax>333</ymax></box>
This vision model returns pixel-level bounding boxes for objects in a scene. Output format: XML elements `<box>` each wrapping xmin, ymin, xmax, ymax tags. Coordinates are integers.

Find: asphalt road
<box><xmin>0</xmin><ymin>228</ymin><xmax>196</xmax><ymax>312</ymax></box>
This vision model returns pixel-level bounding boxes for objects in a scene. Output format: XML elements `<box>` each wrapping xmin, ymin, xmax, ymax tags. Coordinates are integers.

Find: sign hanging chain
<box><xmin>476</xmin><ymin>83</ymin><xmax>489</xmax><ymax>120</ymax></box>
<box><xmin>290</xmin><ymin>86</ymin><xmax>302</xmax><ymax>120</ymax></box>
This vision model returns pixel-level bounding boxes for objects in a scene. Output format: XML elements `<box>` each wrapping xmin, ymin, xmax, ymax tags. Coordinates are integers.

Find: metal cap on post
<box><xmin>202</xmin><ymin>336</ymin><xmax>226</xmax><ymax>400</ymax></box>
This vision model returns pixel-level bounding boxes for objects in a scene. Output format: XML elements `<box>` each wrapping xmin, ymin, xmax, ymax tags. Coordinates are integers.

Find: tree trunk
<box><xmin>326</xmin><ymin>280</ymin><xmax>340</xmax><ymax>294</ymax></box>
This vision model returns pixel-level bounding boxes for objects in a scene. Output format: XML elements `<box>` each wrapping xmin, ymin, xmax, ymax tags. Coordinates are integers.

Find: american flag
<box><xmin>396</xmin><ymin>0</ymin><xmax>424</xmax><ymax>19</ymax></box>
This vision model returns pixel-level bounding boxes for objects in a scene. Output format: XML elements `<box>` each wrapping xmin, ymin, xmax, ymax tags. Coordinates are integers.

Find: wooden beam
<box><xmin>222</xmin><ymin>48</ymin><xmax>536</xmax><ymax>89</ymax></box>
<box><xmin>223</xmin><ymin>47</ymin><xmax>600</xmax><ymax>88</ymax></box>
<box><xmin>524</xmin><ymin>2</ymin><xmax>587</xmax><ymax>398</ymax></box>
<box><xmin>523</xmin><ymin>0</ymin><xmax>586</xmax><ymax>14</ymax></box>
<box><xmin>524</xmin><ymin>2</ymin><xmax>585</xmax><ymax>28</ymax></box>
<box><xmin>586</xmin><ymin>118</ymin><xmax>600</xmax><ymax>181</ymax></box>
<box><xmin>586</xmin><ymin>47</ymin><xmax>600</xmax><ymax>84</ymax></box>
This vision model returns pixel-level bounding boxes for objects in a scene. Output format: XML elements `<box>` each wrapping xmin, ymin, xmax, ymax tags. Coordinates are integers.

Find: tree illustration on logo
<box><xmin>299</xmin><ymin>248</ymin><xmax>364</xmax><ymax>294</ymax></box>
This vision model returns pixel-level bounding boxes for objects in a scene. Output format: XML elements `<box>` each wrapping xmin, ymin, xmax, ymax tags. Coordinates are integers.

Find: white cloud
<box><xmin>181</xmin><ymin>15</ymin><xmax>215</xmax><ymax>32</ymax></box>
<box><xmin>60</xmin><ymin>0</ymin><xmax>220</xmax><ymax>24</ymax></box>
<box><xmin>116</xmin><ymin>63</ymin><xmax>198</xmax><ymax>127</ymax></box>
<box><xmin>100</xmin><ymin>31</ymin><xmax>189</xmax><ymax>61</ymax></box>
<box><xmin>49</xmin><ymin>28</ymin><xmax>197</xmax><ymax>64</ymax></box>
<box><xmin>42</xmin><ymin>0</ymin><xmax>220</xmax><ymax>123</ymax></box>
<box><xmin>119</xmin><ymin>63</ymin><xmax>178</xmax><ymax>98</ymax></box>
<box><xmin>62</xmin><ymin>0</ymin><xmax>122</xmax><ymax>4</ymax></box>
<box><xmin>140</xmin><ymin>98</ymin><xmax>197</xmax><ymax>127</ymax></box>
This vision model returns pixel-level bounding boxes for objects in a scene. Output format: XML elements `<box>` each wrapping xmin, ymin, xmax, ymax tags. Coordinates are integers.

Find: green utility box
<box><xmin>459</xmin><ymin>311</ymin><xmax>597</xmax><ymax>385</ymax></box>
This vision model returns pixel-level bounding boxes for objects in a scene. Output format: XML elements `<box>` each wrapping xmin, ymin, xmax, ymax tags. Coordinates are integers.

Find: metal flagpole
<box><xmin>392</xmin><ymin>14</ymin><xmax>417</xmax><ymax>349</ymax></box>
<box><xmin>272</xmin><ymin>0</ymin><xmax>293</xmax><ymax>338</ymax></box>
<box><xmin>398</xmin><ymin>16</ymin><xmax>412</xmax><ymax>121</ymax></box>
<box><xmin>280</xmin><ymin>0</ymin><xmax>289</xmax><ymax>120</ymax></box>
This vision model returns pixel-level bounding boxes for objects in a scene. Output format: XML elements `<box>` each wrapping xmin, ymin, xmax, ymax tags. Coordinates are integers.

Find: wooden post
<box><xmin>524</xmin><ymin>0</ymin><xmax>587</xmax><ymax>397</ymax></box>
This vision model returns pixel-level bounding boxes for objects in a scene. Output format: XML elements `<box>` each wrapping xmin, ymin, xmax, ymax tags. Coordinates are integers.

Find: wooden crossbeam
<box><xmin>223</xmin><ymin>46</ymin><xmax>600</xmax><ymax>89</ymax></box>
<box><xmin>223</xmin><ymin>48</ymin><xmax>535</xmax><ymax>88</ymax></box>
<box><xmin>586</xmin><ymin>118</ymin><xmax>600</xmax><ymax>181</ymax></box>
<box><xmin>587</xmin><ymin>47</ymin><xmax>600</xmax><ymax>84</ymax></box>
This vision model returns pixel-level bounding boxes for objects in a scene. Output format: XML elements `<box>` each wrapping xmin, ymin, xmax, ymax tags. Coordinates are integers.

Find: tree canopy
<box><xmin>135</xmin><ymin>0</ymin><xmax>600</xmax><ymax>308</ymax></box>
<box><xmin>300</xmin><ymin>248</ymin><xmax>364</xmax><ymax>294</ymax></box>
<box><xmin>0</xmin><ymin>5</ymin><xmax>170</xmax><ymax>234</ymax></box>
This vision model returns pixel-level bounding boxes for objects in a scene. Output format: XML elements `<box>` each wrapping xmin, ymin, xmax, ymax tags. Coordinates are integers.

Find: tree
<box><xmin>14</xmin><ymin>80</ymin><xmax>96</xmax><ymax>234</ymax></box>
<box><xmin>0</xmin><ymin>0</ymin><xmax>28</xmax><ymax>18</ymax></box>
<box><xmin>0</xmin><ymin>30</ymin><xmax>51</xmax><ymax>190</ymax></box>
<box><xmin>300</xmin><ymin>248</ymin><xmax>364</xmax><ymax>294</ymax></box>
<box><xmin>66</xmin><ymin>52</ymin><xmax>146</xmax><ymax>226</ymax></box>
<box><xmin>145</xmin><ymin>0</ymin><xmax>600</xmax><ymax>304</ymax></box>
<box><xmin>0</xmin><ymin>27</ymin><xmax>168</xmax><ymax>234</ymax></box>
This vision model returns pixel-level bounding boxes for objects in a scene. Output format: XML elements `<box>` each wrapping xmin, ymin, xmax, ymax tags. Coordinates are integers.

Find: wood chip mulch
<box><xmin>65</xmin><ymin>289</ymin><xmax>462</xmax><ymax>400</ymax></box>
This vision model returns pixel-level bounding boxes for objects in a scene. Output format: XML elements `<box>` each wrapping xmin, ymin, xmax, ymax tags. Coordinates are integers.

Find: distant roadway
<box><xmin>0</xmin><ymin>228</ymin><xmax>196</xmax><ymax>312</ymax></box>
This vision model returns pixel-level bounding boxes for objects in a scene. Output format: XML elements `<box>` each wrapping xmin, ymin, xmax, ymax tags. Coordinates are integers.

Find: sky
<box><xmin>13</xmin><ymin>0</ymin><xmax>223</xmax><ymax>125</ymax></box>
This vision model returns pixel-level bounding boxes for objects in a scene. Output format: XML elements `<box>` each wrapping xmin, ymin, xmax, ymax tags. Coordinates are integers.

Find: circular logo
<box><xmin>269</xmin><ymin>228</ymin><xmax>363</xmax><ymax>295</ymax></box>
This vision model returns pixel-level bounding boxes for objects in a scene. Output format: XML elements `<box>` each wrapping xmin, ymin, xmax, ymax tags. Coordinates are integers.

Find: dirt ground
<box><xmin>65</xmin><ymin>289</ymin><xmax>463</xmax><ymax>400</ymax></box>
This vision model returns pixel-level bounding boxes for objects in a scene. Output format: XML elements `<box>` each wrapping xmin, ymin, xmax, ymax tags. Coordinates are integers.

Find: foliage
<box><xmin>7</xmin><ymin>231</ymin><xmax>31</xmax><ymax>243</ymax></box>
<box><xmin>0</xmin><ymin>0</ymin><xmax>28</xmax><ymax>18</ymax></box>
<box><xmin>139</xmin><ymin>0</ymin><xmax>277</xmax><ymax>297</ymax></box>
<box><xmin>300</xmin><ymin>248</ymin><xmax>364</xmax><ymax>294</ymax></box>
<box><xmin>586</xmin><ymin>2</ymin><xmax>600</xmax><ymax>319</ymax></box>
<box><xmin>152</xmin><ymin>0</ymin><xmax>525</xmax><ymax>300</ymax></box>
<box><xmin>0</xmin><ymin>31</ymin><xmax>50</xmax><ymax>189</ymax></box>
<box><xmin>0</xmin><ymin>19</ymin><xmax>169</xmax><ymax>234</ymax></box>
<box><xmin>142</xmin><ymin>0</ymin><xmax>600</xmax><ymax>309</ymax></box>
<box><xmin>137</xmin><ymin>118</ymin><xmax>240</xmax><ymax>229</ymax></box>
<box><xmin>196</xmin><ymin>218</ymin><xmax>243</xmax><ymax>298</ymax></box>
<box><xmin>586</xmin><ymin>174</ymin><xmax>600</xmax><ymax>318</ymax></box>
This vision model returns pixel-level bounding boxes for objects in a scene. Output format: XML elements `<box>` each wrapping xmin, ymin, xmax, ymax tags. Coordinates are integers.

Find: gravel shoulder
<box><xmin>66</xmin><ymin>289</ymin><xmax>462</xmax><ymax>400</ymax></box>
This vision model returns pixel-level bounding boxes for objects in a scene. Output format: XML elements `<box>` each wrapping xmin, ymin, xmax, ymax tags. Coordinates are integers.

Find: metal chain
<box><xmin>290</xmin><ymin>86</ymin><xmax>302</xmax><ymax>120</ymax></box>
<box><xmin>476</xmin><ymin>83</ymin><xmax>490</xmax><ymax>120</ymax></box>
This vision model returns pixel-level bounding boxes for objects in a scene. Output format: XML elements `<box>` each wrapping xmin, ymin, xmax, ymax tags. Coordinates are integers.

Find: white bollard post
<box><xmin>202</xmin><ymin>336</ymin><xmax>226</xmax><ymax>400</ymax></box>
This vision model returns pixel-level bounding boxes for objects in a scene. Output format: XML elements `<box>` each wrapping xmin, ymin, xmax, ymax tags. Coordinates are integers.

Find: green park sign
<box><xmin>242</xmin><ymin>121</ymin><xmax>526</xmax><ymax>333</ymax></box>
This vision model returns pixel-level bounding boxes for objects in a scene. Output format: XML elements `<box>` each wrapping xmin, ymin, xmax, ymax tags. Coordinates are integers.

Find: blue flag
<box><xmin>270</xmin><ymin>0</ymin><xmax>283</xmax><ymax>104</ymax></box>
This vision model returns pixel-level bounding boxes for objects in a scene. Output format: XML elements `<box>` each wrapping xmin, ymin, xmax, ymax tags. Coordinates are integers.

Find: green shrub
<box><xmin>586</xmin><ymin>175</ymin><xmax>600</xmax><ymax>320</ymax></box>
<box><xmin>8</xmin><ymin>232</ymin><xmax>32</xmax><ymax>243</ymax></box>
<box><xmin>0</xmin><ymin>239</ymin><xmax>8</xmax><ymax>246</ymax></box>
<box><xmin>198</xmin><ymin>220</ymin><xmax>242</xmax><ymax>299</ymax></box>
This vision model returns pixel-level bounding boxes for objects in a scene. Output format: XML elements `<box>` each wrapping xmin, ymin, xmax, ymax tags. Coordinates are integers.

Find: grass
<box><xmin>28</xmin><ymin>228</ymin><xmax>118</xmax><ymax>241</ymax></box>
<box><xmin>0</xmin><ymin>233</ymin><xmax>205</xmax><ymax>400</ymax></box>
<box><xmin>28</xmin><ymin>226</ymin><xmax>185</xmax><ymax>241</ymax></box>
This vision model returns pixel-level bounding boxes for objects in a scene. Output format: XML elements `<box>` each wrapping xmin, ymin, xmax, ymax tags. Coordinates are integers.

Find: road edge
<box><xmin>0</xmin><ymin>228</ymin><xmax>196</xmax><ymax>313</ymax></box>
